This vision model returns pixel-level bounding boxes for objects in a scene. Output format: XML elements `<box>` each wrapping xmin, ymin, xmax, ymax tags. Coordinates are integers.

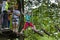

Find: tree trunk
<box><xmin>16</xmin><ymin>0</ymin><xmax>24</xmax><ymax>40</ymax></box>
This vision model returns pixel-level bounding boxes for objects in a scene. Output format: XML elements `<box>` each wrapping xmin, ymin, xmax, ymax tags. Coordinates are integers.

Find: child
<box><xmin>12</xmin><ymin>5</ymin><xmax>20</xmax><ymax>33</ymax></box>
<box><xmin>20</xmin><ymin>10</ymin><xmax>43</xmax><ymax>36</ymax></box>
<box><xmin>8</xmin><ymin>7</ymin><xmax>13</xmax><ymax>28</ymax></box>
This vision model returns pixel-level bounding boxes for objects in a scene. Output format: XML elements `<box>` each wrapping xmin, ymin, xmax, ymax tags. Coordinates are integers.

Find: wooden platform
<box><xmin>0</xmin><ymin>28</ymin><xmax>20</xmax><ymax>39</ymax></box>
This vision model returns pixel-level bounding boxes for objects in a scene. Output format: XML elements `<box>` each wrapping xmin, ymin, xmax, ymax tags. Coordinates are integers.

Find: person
<box><xmin>2</xmin><ymin>0</ymin><xmax>9</xmax><ymax>28</ymax></box>
<box><xmin>0</xmin><ymin>1</ymin><xmax>2</xmax><ymax>28</ymax></box>
<box><xmin>20</xmin><ymin>10</ymin><xmax>43</xmax><ymax>36</ymax></box>
<box><xmin>8</xmin><ymin>7</ymin><xmax>13</xmax><ymax>28</ymax></box>
<box><xmin>12</xmin><ymin>4</ymin><xmax>20</xmax><ymax>34</ymax></box>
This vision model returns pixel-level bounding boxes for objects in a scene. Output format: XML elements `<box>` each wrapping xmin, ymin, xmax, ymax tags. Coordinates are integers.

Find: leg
<box><xmin>20</xmin><ymin>22</ymin><xmax>29</xmax><ymax>34</ymax></box>
<box><xmin>12</xmin><ymin>19</ymin><xmax>17</xmax><ymax>32</ymax></box>
<box><xmin>15</xmin><ymin>21</ymin><xmax>19</xmax><ymax>33</ymax></box>
<box><xmin>8</xmin><ymin>20</ymin><xmax>10</xmax><ymax>28</ymax></box>
<box><xmin>29</xmin><ymin>22</ymin><xmax>39</xmax><ymax>32</ymax></box>
<box><xmin>2</xmin><ymin>11</ymin><xmax>8</xmax><ymax>28</ymax></box>
<box><xmin>29</xmin><ymin>22</ymin><xmax>43</xmax><ymax>36</ymax></box>
<box><xmin>12</xmin><ymin>22</ymin><xmax>16</xmax><ymax>32</ymax></box>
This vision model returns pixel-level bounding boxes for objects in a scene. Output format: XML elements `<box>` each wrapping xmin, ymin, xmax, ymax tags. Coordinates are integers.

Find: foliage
<box><xmin>24</xmin><ymin>0</ymin><xmax>60</xmax><ymax>40</ymax></box>
<box><xmin>9</xmin><ymin>0</ymin><xmax>60</xmax><ymax>40</ymax></box>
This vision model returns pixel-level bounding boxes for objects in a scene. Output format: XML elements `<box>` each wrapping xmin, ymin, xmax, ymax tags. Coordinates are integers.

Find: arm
<box><xmin>8</xmin><ymin>10</ymin><xmax>12</xmax><ymax>16</ymax></box>
<box><xmin>21</xmin><ymin>8</ymin><xmax>28</xmax><ymax>15</ymax></box>
<box><xmin>16</xmin><ymin>13</ymin><xmax>20</xmax><ymax>16</ymax></box>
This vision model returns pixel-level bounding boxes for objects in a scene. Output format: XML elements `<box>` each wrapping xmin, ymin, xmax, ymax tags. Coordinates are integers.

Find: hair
<box><xmin>0</xmin><ymin>0</ymin><xmax>2</xmax><ymax>4</ymax></box>
<box><xmin>8</xmin><ymin>7</ymin><xmax>13</xmax><ymax>12</ymax></box>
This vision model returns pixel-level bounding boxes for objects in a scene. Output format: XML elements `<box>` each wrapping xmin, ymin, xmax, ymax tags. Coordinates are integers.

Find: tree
<box><xmin>17</xmin><ymin>0</ymin><xmax>24</xmax><ymax>40</ymax></box>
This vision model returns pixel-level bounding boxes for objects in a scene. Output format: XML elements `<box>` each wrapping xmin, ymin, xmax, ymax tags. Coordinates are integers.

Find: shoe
<box><xmin>20</xmin><ymin>32</ymin><xmax>25</xmax><ymax>37</ymax></box>
<box><xmin>16</xmin><ymin>33</ymin><xmax>20</xmax><ymax>38</ymax></box>
<box><xmin>20</xmin><ymin>32</ymin><xmax>23</xmax><ymax>34</ymax></box>
<box><xmin>4</xmin><ymin>27</ymin><xmax>9</xmax><ymax>29</ymax></box>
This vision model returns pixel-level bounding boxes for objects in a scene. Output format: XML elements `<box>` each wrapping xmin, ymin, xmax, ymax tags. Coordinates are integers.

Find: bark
<box><xmin>16</xmin><ymin>0</ymin><xmax>24</xmax><ymax>40</ymax></box>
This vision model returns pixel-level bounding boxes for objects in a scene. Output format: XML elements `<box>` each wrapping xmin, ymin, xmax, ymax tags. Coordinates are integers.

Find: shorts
<box><xmin>12</xmin><ymin>19</ymin><xmax>19</xmax><ymax>25</ymax></box>
<box><xmin>23</xmin><ymin>22</ymin><xmax>34</xmax><ymax>30</ymax></box>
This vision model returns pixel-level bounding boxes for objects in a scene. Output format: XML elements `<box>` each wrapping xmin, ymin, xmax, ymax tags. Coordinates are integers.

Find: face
<box><xmin>14</xmin><ymin>4</ymin><xmax>18</xmax><ymax>9</ymax></box>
